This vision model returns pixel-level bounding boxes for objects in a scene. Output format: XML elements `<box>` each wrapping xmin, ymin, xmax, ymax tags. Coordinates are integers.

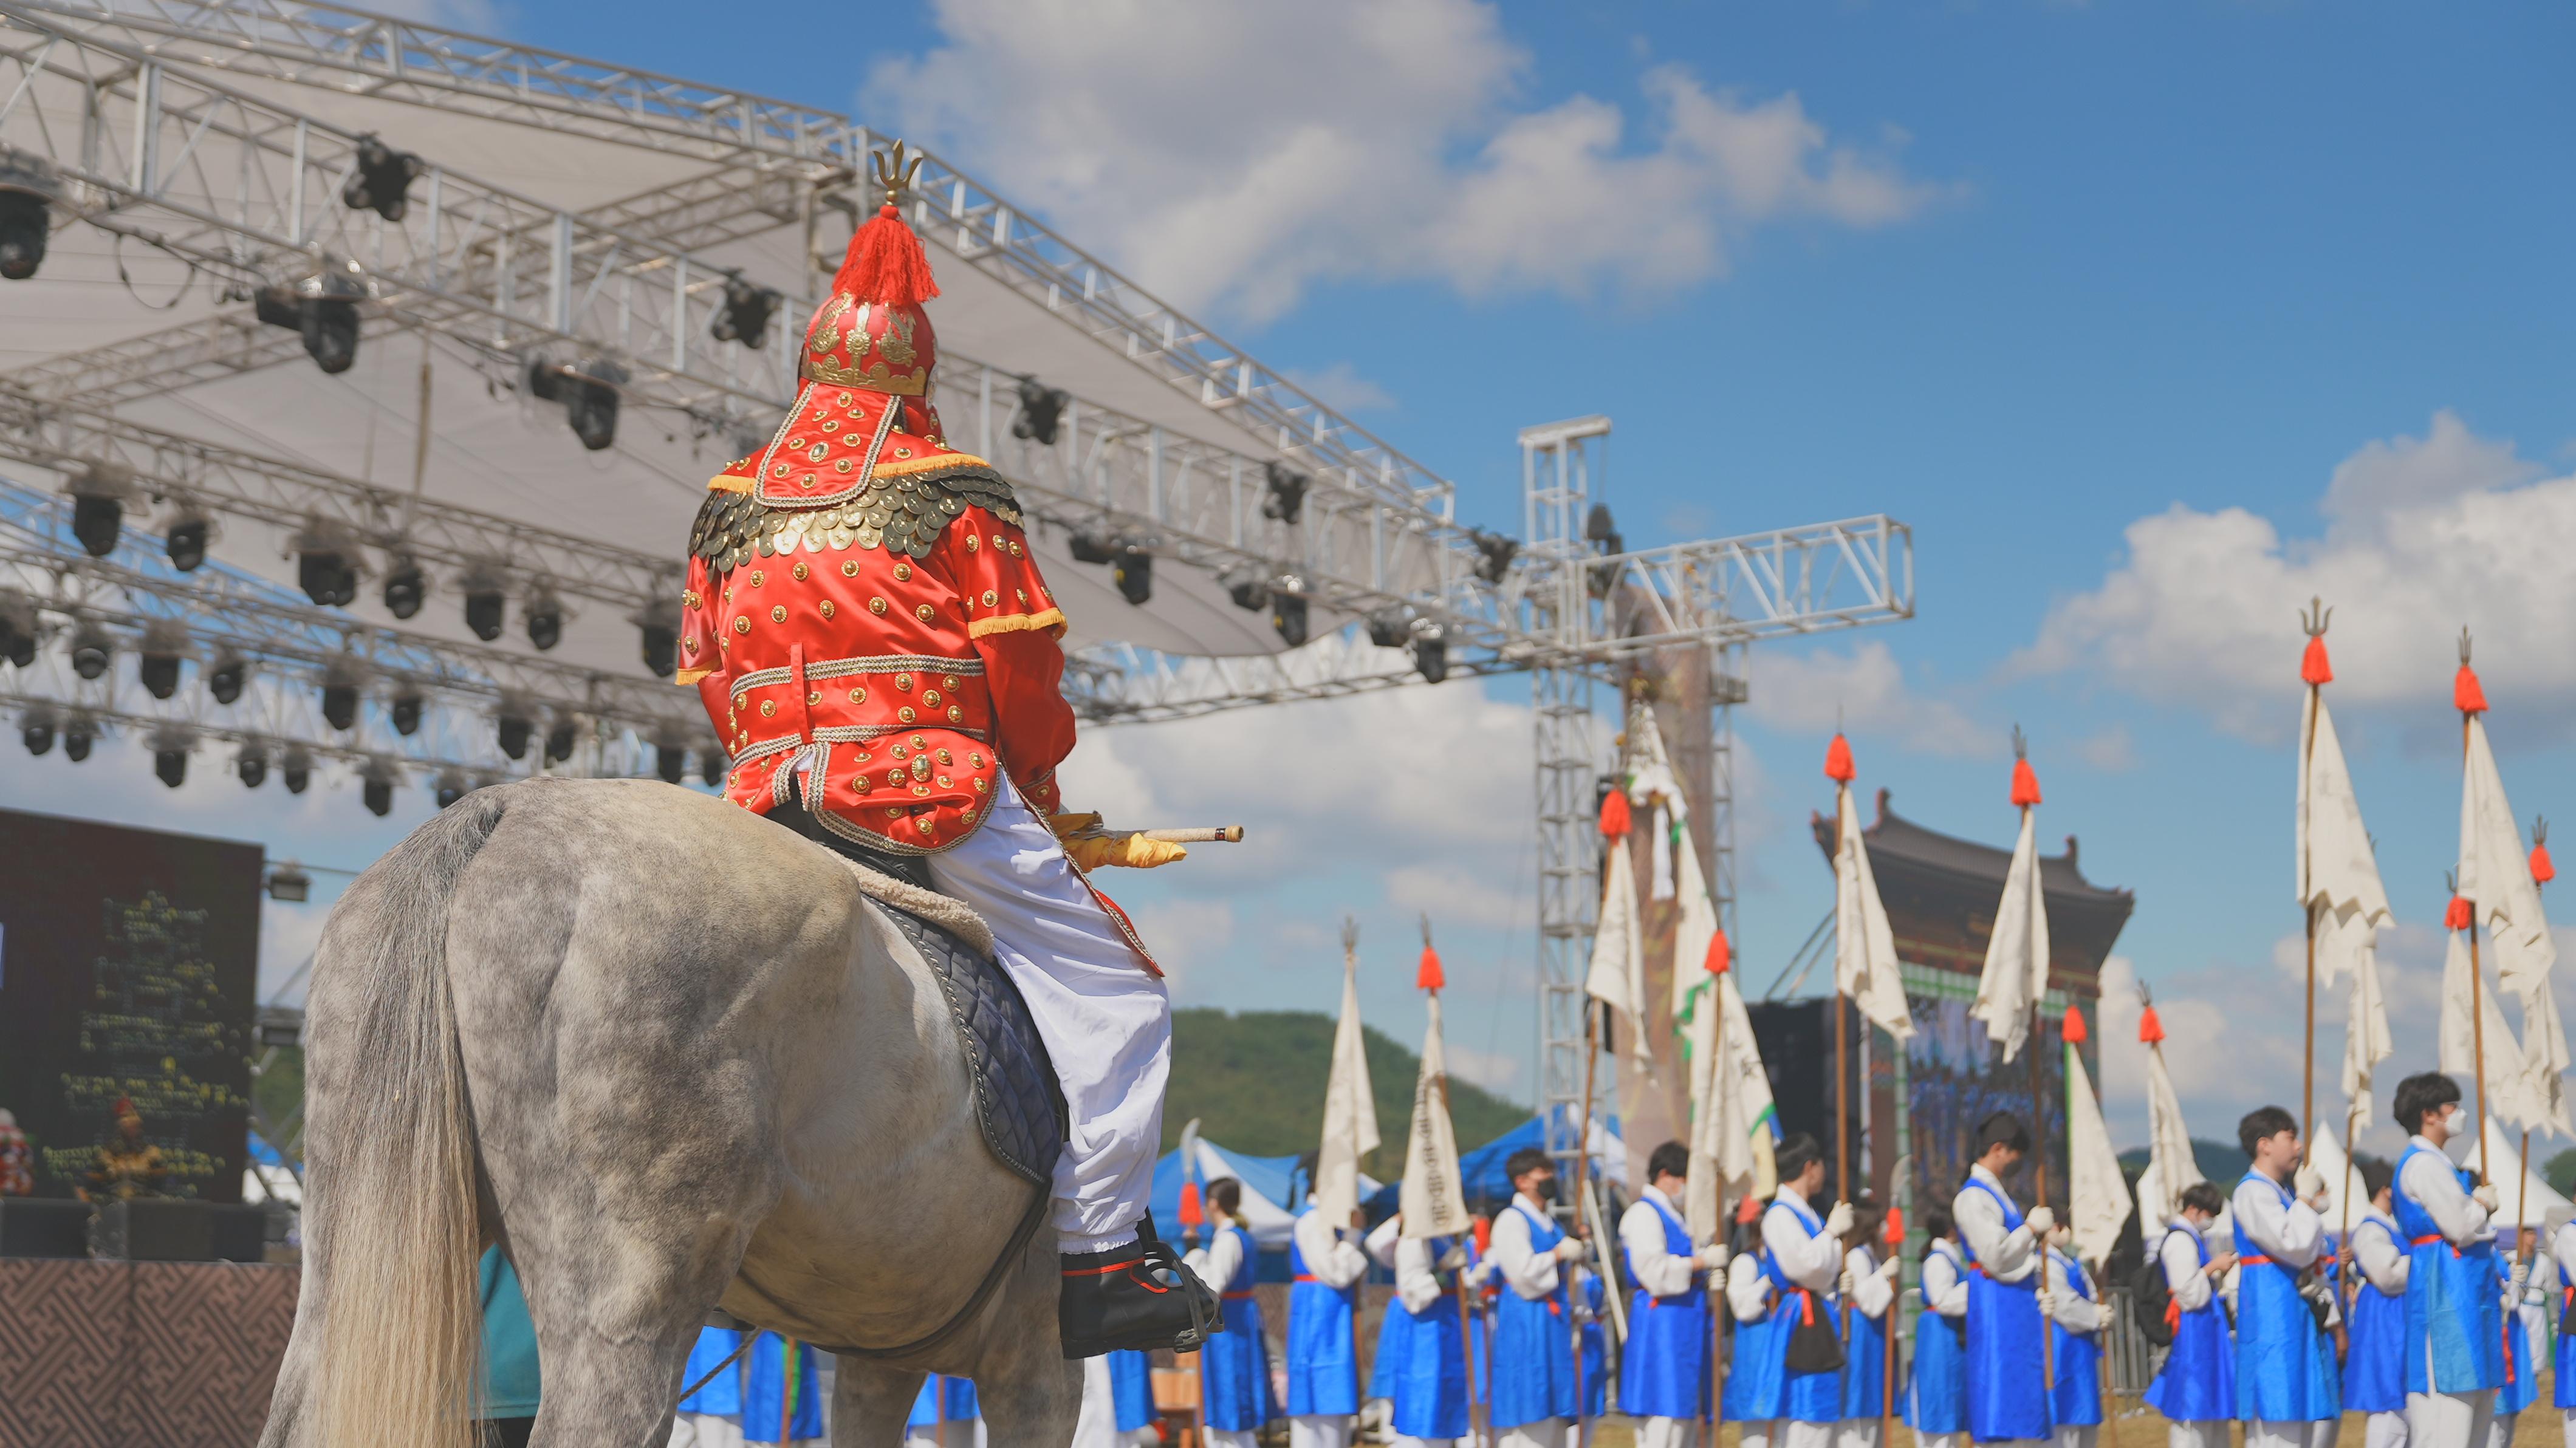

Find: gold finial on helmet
<box><xmin>871</xmin><ymin>140</ymin><xmax>925</xmax><ymax>211</ymax></box>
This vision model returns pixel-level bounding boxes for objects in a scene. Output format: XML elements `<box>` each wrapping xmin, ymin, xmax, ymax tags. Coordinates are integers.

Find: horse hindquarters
<box><xmin>259</xmin><ymin>793</ymin><xmax>507</xmax><ymax>1448</ymax></box>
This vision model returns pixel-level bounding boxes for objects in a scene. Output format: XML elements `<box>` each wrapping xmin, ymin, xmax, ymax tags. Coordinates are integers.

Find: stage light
<box><xmin>464</xmin><ymin>581</ymin><xmax>506</xmax><ymax>642</ymax></box>
<box><xmin>1366</xmin><ymin>608</ymin><xmax>1410</xmax><ymax>649</ymax></box>
<box><xmin>552</xmin><ymin>358</ymin><xmax>625</xmax><ymax>452</ymax></box>
<box><xmin>1411</xmin><ymin>620</ymin><xmax>1449</xmax><ymax>683</ymax></box>
<box><xmin>640</xmin><ymin>618</ymin><xmax>677</xmax><ymax>679</ymax></box>
<box><xmin>362</xmin><ymin>768</ymin><xmax>395</xmax><ymax>818</ymax></box>
<box><xmin>544</xmin><ymin>717</ymin><xmax>577</xmax><ymax>764</ymax></box>
<box><xmin>255</xmin><ymin>278</ymin><xmax>365</xmax><ymax>374</ymax></box>
<box><xmin>1584</xmin><ymin>503</ymin><xmax>1622</xmax><ymax>555</ymax></box>
<box><xmin>1270</xmin><ymin>575</ymin><xmax>1309</xmax><ymax>647</ymax></box>
<box><xmin>496</xmin><ymin>706</ymin><xmax>533</xmax><ymax>760</ymax></box>
<box><xmin>237</xmin><ymin>748</ymin><xmax>267</xmax><ymax>790</ymax></box>
<box><xmin>710</xmin><ymin>275</ymin><xmax>781</xmax><ymax>349</ymax></box>
<box><xmin>656</xmin><ymin>743</ymin><xmax>687</xmax><ymax>785</ymax></box>
<box><xmin>1262</xmin><ymin>462</ymin><xmax>1309</xmax><ymax>526</ymax></box>
<box><xmin>20</xmin><ymin>709</ymin><xmax>53</xmax><ymax>756</ymax></box>
<box><xmin>207</xmin><ymin>654</ymin><xmax>246</xmax><ymax>705</ymax></box>
<box><xmin>0</xmin><ymin>598</ymin><xmax>36</xmax><ymax>667</ymax></box>
<box><xmin>340</xmin><ymin>135</ymin><xmax>423</xmax><ymax>222</ymax></box>
<box><xmin>281</xmin><ymin>747</ymin><xmax>313</xmax><ymax>794</ymax></box>
<box><xmin>69</xmin><ymin>627</ymin><xmax>112</xmax><ymax>680</ymax></box>
<box><xmin>1221</xmin><ymin>564</ymin><xmax>1270</xmax><ymax>612</ymax></box>
<box><xmin>1067</xmin><ymin>529</ymin><xmax>1115</xmax><ymax>566</ymax></box>
<box><xmin>154</xmin><ymin>740</ymin><xmax>189</xmax><ymax>789</ymax></box>
<box><xmin>71</xmin><ymin>493</ymin><xmax>123</xmax><ymax>556</ymax></box>
<box><xmin>1471</xmin><ymin>530</ymin><xmax>1519</xmax><ymax>586</ymax></box>
<box><xmin>701</xmin><ymin>747</ymin><xmax>725</xmax><ymax>787</ymax></box>
<box><xmin>321</xmin><ymin>662</ymin><xmax>365</xmax><ymax>731</ymax></box>
<box><xmin>434</xmin><ymin>770</ymin><xmax>468</xmax><ymax>809</ymax></box>
<box><xmin>524</xmin><ymin>595</ymin><xmax>564</xmax><ymax>652</ymax></box>
<box><xmin>164</xmin><ymin>514</ymin><xmax>210</xmax><ymax>572</ymax></box>
<box><xmin>265</xmin><ymin>862</ymin><xmax>309</xmax><ymax>901</ymax></box>
<box><xmin>389</xmin><ymin>690</ymin><xmax>424</xmax><ymax>736</ymax></box>
<box><xmin>1112</xmin><ymin>543</ymin><xmax>1153</xmax><ymax>606</ymax></box>
<box><xmin>382</xmin><ymin>558</ymin><xmax>427</xmax><ymax>619</ymax></box>
<box><xmin>139</xmin><ymin>627</ymin><xmax>185</xmax><ymax>700</ymax></box>
<box><xmin>299</xmin><ymin>544</ymin><xmax>360</xmax><ymax>607</ymax></box>
<box><xmin>63</xmin><ymin>714</ymin><xmax>94</xmax><ymax>762</ymax></box>
<box><xmin>1012</xmin><ymin>376</ymin><xmax>1070</xmax><ymax>447</ymax></box>
<box><xmin>0</xmin><ymin>162</ymin><xmax>52</xmax><ymax>281</ymax></box>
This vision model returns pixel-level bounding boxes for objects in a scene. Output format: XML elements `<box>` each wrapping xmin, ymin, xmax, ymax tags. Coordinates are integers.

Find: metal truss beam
<box><xmin>7</xmin><ymin>0</ymin><xmax>1461</xmax><ymax>517</ymax></box>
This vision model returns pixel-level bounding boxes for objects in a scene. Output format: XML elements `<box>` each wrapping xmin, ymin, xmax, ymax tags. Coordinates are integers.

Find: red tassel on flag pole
<box><xmin>1705</xmin><ymin>929</ymin><xmax>1731</xmax><ymax>976</ymax></box>
<box><xmin>2447</xmin><ymin>895</ymin><xmax>2475</xmax><ymax>931</ymax></box>
<box><xmin>1418</xmin><ymin>944</ymin><xmax>1445</xmax><ymax>992</ymax></box>
<box><xmin>2534</xmin><ymin>818</ymin><xmax>2555</xmax><ymax>886</ymax></box>
<box><xmin>1598</xmin><ymin>788</ymin><xmax>1633</xmax><ymax>839</ymax></box>
<box><xmin>2456</xmin><ymin>629</ymin><xmax>2489</xmax><ymax>715</ymax></box>
<box><xmin>1177</xmin><ymin>1180</ymin><xmax>1203</xmax><ymax>1230</ymax></box>
<box><xmin>2301</xmin><ymin>635</ymin><xmax>2334</xmax><ymax>686</ymax></box>
<box><xmin>2138</xmin><ymin>1004</ymin><xmax>2165</xmax><ymax>1045</ymax></box>
<box><xmin>2009</xmin><ymin>725</ymin><xmax>2042</xmax><ymax>807</ymax></box>
<box><xmin>2061</xmin><ymin>1004</ymin><xmax>2088</xmax><ymax>1046</ymax></box>
<box><xmin>1824</xmin><ymin>733</ymin><xmax>1856</xmax><ymax>784</ymax></box>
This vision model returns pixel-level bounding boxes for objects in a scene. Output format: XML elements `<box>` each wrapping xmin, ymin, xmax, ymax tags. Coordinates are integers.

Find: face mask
<box><xmin>1532</xmin><ymin>1177</ymin><xmax>1560</xmax><ymax>1203</ymax></box>
<box><xmin>2442</xmin><ymin>1107</ymin><xmax>2473</xmax><ymax>1153</ymax></box>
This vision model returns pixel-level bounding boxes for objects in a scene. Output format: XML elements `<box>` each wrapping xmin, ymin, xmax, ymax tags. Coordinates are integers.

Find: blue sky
<box><xmin>16</xmin><ymin>1</ymin><xmax>2573</xmax><ymax>1146</ymax></box>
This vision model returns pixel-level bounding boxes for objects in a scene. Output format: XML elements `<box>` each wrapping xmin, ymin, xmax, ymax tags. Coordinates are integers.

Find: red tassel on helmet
<box><xmin>833</xmin><ymin>143</ymin><xmax>942</xmax><ymax>307</ymax></box>
<box><xmin>2300</xmin><ymin>635</ymin><xmax>2333</xmax><ymax>686</ymax></box>
<box><xmin>1599</xmin><ymin>788</ymin><xmax>1632</xmax><ymax>839</ymax></box>
<box><xmin>2061</xmin><ymin>1005</ymin><xmax>2088</xmax><ymax>1046</ymax></box>
<box><xmin>1418</xmin><ymin>944</ymin><xmax>1446</xmax><ymax>992</ymax></box>
<box><xmin>2447</xmin><ymin>895</ymin><xmax>2475</xmax><ymax>931</ymax></box>
<box><xmin>1824</xmin><ymin>733</ymin><xmax>1855</xmax><ymax>784</ymax></box>
<box><xmin>1705</xmin><ymin>929</ymin><xmax>1731</xmax><ymax>976</ymax></box>
<box><xmin>2139</xmin><ymin>1005</ymin><xmax>2165</xmax><ymax>1045</ymax></box>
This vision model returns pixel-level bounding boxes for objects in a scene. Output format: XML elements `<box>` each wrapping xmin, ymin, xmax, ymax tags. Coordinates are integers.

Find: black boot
<box><xmin>1058</xmin><ymin>1217</ymin><xmax>1221</xmax><ymax>1359</ymax></box>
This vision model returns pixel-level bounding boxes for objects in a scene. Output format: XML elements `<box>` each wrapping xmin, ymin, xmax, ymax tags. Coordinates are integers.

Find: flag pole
<box><xmin>2461</xmin><ymin>630</ymin><xmax>2493</xmax><ymax>1184</ymax></box>
<box><xmin>2299</xmin><ymin>599</ymin><xmax>2331</xmax><ymax>1165</ymax></box>
<box><xmin>1571</xmin><ymin>999</ymin><xmax>1598</xmax><ymax>1446</ymax></box>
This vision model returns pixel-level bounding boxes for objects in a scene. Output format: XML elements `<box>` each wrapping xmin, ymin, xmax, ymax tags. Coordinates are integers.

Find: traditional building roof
<box><xmin>1810</xmin><ymin>788</ymin><xmax>2134</xmax><ymax>996</ymax></box>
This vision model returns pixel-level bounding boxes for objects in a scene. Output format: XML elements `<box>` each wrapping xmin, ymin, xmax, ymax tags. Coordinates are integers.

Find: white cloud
<box><xmin>869</xmin><ymin>0</ymin><xmax>1941</xmax><ymax>320</ymax></box>
<box><xmin>2075</xmin><ymin>723</ymin><xmax>2137</xmax><ymax>773</ymax></box>
<box><xmin>2020</xmin><ymin>411</ymin><xmax>2576</xmax><ymax>741</ymax></box>
<box><xmin>1444</xmin><ymin>1043</ymin><xmax>1524</xmax><ymax>1093</ymax></box>
<box><xmin>1743</xmin><ymin>640</ymin><xmax>1990</xmax><ymax>758</ymax></box>
<box><xmin>1280</xmin><ymin>363</ymin><xmax>1396</xmax><ymax>415</ymax></box>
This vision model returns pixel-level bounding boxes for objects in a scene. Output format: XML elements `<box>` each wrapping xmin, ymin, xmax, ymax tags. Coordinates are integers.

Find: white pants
<box><xmin>2406</xmin><ymin>1388</ymin><xmax>2494</xmax><ymax>1447</ymax></box>
<box><xmin>1392</xmin><ymin>1439</ymin><xmax>1461</xmax><ymax>1448</ymax></box>
<box><xmin>1913</xmin><ymin>1436</ymin><xmax>1964</xmax><ymax>1448</ymax></box>
<box><xmin>1741</xmin><ymin>1424</ymin><xmax>1838</xmax><ymax>1448</ymax></box>
<box><xmin>1838</xmin><ymin>1422</ymin><xmax>1882</xmax><ymax>1448</ymax></box>
<box><xmin>2247</xmin><ymin>1422</ymin><xmax>2338</xmax><ymax>1448</ymax></box>
<box><xmin>1498</xmin><ymin>1420</ymin><xmax>1569</xmax><ymax>1448</ymax></box>
<box><xmin>1289</xmin><ymin>1416</ymin><xmax>1353</xmax><ymax>1448</ymax></box>
<box><xmin>670</xmin><ymin>1417</ymin><xmax>745</xmax><ymax>1448</ymax></box>
<box><xmin>2165</xmin><ymin>1426</ymin><xmax>2227</xmax><ymax>1448</ymax></box>
<box><xmin>927</xmin><ymin>776</ymin><xmax>1171</xmax><ymax>1248</ymax></box>
<box><xmin>2564</xmin><ymin>1407</ymin><xmax>2576</xmax><ymax>1448</ymax></box>
<box><xmin>1638</xmin><ymin>1419</ymin><xmax>1704</xmax><ymax>1448</ymax></box>
<box><xmin>2485</xmin><ymin>1408</ymin><xmax>2518</xmax><ymax>1448</ymax></box>
<box><xmin>2363</xmin><ymin>1410</ymin><xmax>2408</xmax><ymax>1448</ymax></box>
<box><xmin>1205</xmin><ymin>1432</ymin><xmax>1260</xmax><ymax>1448</ymax></box>
<box><xmin>2052</xmin><ymin>1427</ymin><xmax>2095</xmax><ymax>1448</ymax></box>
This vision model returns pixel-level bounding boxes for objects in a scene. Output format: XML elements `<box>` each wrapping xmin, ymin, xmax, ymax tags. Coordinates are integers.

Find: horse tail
<box><xmin>309</xmin><ymin>789</ymin><xmax>509</xmax><ymax>1448</ymax></box>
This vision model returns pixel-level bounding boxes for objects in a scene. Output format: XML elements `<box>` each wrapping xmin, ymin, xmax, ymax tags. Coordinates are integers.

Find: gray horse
<box><xmin>256</xmin><ymin>776</ymin><xmax>1083</xmax><ymax>1448</ymax></box>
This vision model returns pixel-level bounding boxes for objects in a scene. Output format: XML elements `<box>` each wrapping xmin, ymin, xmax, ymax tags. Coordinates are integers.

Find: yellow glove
<box><xmin>1046</xmin><ymin>811</ymin><xmax>1103</xmax><ymax>840</ymax></box>
<box><xmin>1064</xmin><ymin>832</ymin><xmax>1189</xmax><ymax>870</ymax></box>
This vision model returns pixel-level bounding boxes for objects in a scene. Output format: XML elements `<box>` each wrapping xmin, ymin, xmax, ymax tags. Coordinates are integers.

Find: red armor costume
<box><xmin>674</xmin><ymin>193</ymin><xmax>1070</xmax><ymax>858</ymax></box>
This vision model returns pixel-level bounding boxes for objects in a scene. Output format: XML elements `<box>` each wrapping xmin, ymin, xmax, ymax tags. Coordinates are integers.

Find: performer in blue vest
<box><xmin>1905</xmin><ymin>1204</ymin><xmax>1971</xmax><ymax>1448</ymax></box>
<box><xmin>2390</xmin><ymin>1071</ymin><xmax>2504</xmax><ymax>1446</ymax></box>
<box><xmin>1577</xmin><ymin>1266</ymin><xmax>1609</xmax><ymax>1421</ymax></box>
<box><xmin>1617</xmin><ymin>1141</ymin><xmax>1721</xmax><ymax>1447</ymax></box>
<box><xmin>1285</xmin><ymin>1170</ymin><xmax>1372</xmax><ymax>1448</ymax></box>
<box><xmin>2549</xmin><ymin>1209</ymin><xmax>2576</xmax><ymax>1448</ymax></box>
<box><xmin>2341</xmin><ymin>1161</ymin><xmax>2409</xmax><ymax>1448</ymax></box>
<box><xmin>2498</xmin><ymin>1238</ymin><xmax>2538</xmax><ymax>1445</ymax></box>
<box><xmin>1363</xmin><ymin>1211</ymin><xmax>1481</xmax><ymax>1448</ymax></box>
<box><xmin>1106</xmin><ymin>1351</ymin><xmax>1157</xmax><ymax>1446</ymax></box>
<box><xmin>676</xmin><ymin>1325</ymin><xmax>744</xmax><ymax>1447</ymax></box>
<box><xmin>1729</xmin><ymin>1133</ymin><xmax>1851</xmax><ymax>1448</ymax></box>
<box><xmin>1183</xmin><ymin>1177</ymin><xmax>1279</xmax><ymax>1448</ymax></box>
<box><xmin>2041</xmin><ymin>1241</ymin><xmax>2103</xmax><ymax>1448</ymax></box>
<box><xmin>1838</xmin><ymin>1193</ymin><xmax>1903</xmax><ymax>1447</ymax></box>
<box><xmin>2229</xmin><ymin>1105</ymin><xmax>2340</xmax><ymax>1447</ymax></box>
<box><xmin>2142</xmin><ymin>1181</ymin><xmax>2235</xmax><ymax>1447</ymax></box>
<box><xmin>1487</xmin><ymin>1146</ymin><xmax>1588</xmax><ymax>1447</ymax></box>
<box><xmin>739</xmin><ymin>1331</ymin><xmax>823</xmax><ymax>1446</ymax></box>
<box><xmin>904</xmin><ymin>1374</ymin><xmax>981</xmax><ymax>1447</ymax></box>
<box><xmin>1951</xmin><ymin>1112</ymin><xmax>2052</xmax><ymax>1446</ymax></box>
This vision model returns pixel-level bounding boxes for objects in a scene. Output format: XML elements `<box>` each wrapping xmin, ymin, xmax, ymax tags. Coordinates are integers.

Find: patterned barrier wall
<box><xmin>0</xmin><ymin>1258</ymin><xmax>295</xmax><ymax>1448</ymax></box>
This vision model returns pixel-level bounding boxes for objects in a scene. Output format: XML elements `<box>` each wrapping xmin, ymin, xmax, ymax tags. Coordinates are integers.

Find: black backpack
<box><xmin>2129</xmin><ymin>1231</ymin><xmax>2178</xmax><ymax>1348</ymax></box>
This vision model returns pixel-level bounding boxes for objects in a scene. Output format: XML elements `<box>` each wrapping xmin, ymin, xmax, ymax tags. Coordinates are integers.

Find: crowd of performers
<box><xmin>642</xmin><ymin>1066</ymin><xmax>2576</xmax><ymax>1448</ymax></box>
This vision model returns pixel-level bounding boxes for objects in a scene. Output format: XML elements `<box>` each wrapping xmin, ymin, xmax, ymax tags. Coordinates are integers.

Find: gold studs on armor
<box><xmin>842</xmin><ymin>561</ymin><xmax>860</xmax><ymax>577</ymax></box>
<box><xmin>848</xmin><ymin>686</ymin><xmax>867</xmax><ymax>704</ymax></box>
<box><xmin>792</xmin><ymin>563</ymin><xmax>809</xmax><ymax>581</ymax></box>
<box><xmin>733</xmin><ymin>616</ymin><xmax>751</xmax><ymax>634</ymax></box>
<box><xmin>893</xmin><ymin>563</ymin><xmax>913</xmax><ymax>581</ymax></box>
<box><xmin>770</xmin><ymin>605</ymin><xmax>787</xmax><ymax>623</ymax></box>
<box><xmin>916</xmin><ymin>604</ymin><xmax>936</xmax><ymax>623</ymax></box>
<box><xmin>894</xmin><ymin>673</ymin><xmax>913</xmax><ymax>691</ymax></box>
<box><xmin>869</xmin><ymin>597</ymin><xmax>888</xmax><ymax>615</ymax></box>
<box><xmin>898</xmin><ymin>706</ymin><xmax>916</xmax><ymax>723</ymax></box>
<box><xmin>819</xmin><ymin>600</ymin><xmax>835</xmax><ymax>620</ymax></box>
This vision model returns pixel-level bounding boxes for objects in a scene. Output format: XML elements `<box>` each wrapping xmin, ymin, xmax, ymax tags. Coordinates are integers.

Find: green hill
<box><xmin>1165</xmin><ymin>1008</ymin><xmax>1530</xmax><ymax>1180</ymax></box>
<box><xmin>2116</xmin><ymin>1139</ymin><xmax>2251</xmax><ymax>1183</ymax></box>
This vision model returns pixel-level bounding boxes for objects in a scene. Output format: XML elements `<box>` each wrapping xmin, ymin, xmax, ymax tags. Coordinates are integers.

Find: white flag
<box><xmin>1315</xmin><ymin>943</ymin><xmax>1382</xmax><ymax>1224</ymax></box>
<box><xmin>2338</xmin><ymin>927</ymin><xmax>2394</xmax><ymax>1132</ymax></box>
<box><xmin>2460</xmin><ymin>715</ymin><xmax>2557</xmax><ymax>1000</ymax></box>
<box><xmin>1685</xmin><ymin>971</ymin><xmax>1777</xmax><ymax>1243</ymax></box>
<box><xmin>1400</xmin><ymin>994</ymin><xmax>1472</xmax><ymax>1238</ymax></box>
<box><xmin>2518</xmin><ymin>982</ymin><xmax>2575</xmax><ymax>1140</ymax></box>
<box><xmin>1628</xmin><ymin>706</ymin><xmax>1719</xmax><ymax>1019</ymax></box>
<box><xmin>1834</xmin><ymin>783</ymin><xmax>1916</xmax><ymax>1040</ymax></box>
<box><xmin>2437</xmin><ymin>929</ymin><xmax>2550</xmax><ymax>1132</ymax></box>
<box><xmin>2298</xmin><ymin>691</ymin><xmax>2393</xmax><ymax>986</ymax></box>
<box><xmin>1584</xmin><ymin>836</ymin><xmax>1650</xmax><ymax>1070</ymax></box>
<box><xmin>1972</xmin><ymin>809</ymin><xmax>2051</xmax><ymax>1062</ymax></box>
<box><xmin>2064</xmin><ymin>1037</ymin><xmax>2132</xmax><ymax>1268</ymax></box>
<box><xmin>2137</xmin><ymin>1040</ymin><xmax>2204</xmax><ymax>1231</ymax></box>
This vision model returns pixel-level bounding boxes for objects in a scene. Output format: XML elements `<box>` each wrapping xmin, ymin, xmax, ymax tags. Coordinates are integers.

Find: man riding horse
<box><xmin>674</xmin><ymin>142</ymin><xmax>1217</xmax><ymax>1360</ymax></box>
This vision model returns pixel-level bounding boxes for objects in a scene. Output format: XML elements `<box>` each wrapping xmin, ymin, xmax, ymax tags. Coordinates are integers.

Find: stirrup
<box><xmin>1135</xmin><ymin>1236</ymin><xmax>1214</xmax><ymax>1353</ymax></box>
